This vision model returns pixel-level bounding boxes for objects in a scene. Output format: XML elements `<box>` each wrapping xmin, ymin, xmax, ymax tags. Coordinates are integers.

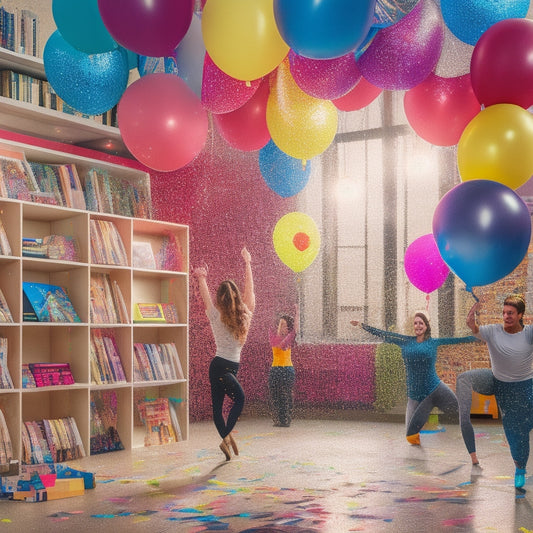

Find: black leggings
<box><xmin>209</xmin><ymin>356</ymin><xmax>245</xmax><ymax>439</ymax></box>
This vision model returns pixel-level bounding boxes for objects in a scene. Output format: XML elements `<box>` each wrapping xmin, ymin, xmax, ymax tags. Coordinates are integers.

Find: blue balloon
<box><xmin>259</xmin><ymin>140</ymin><xmax>311</xmax><ymax>198</ymax></box>
<box><xmin>273</xmin><ymin>0</ymin><xmax>377</xmax><ymax>59</ymax></box>
<box><xmin>44</xmin><ymin>31</ymin><xmax>129</xmax><ymax>116</ymax></box>
<box><xmin>441</xmin><ymin>0</ymin><xmax>529</xmax><ymax>46</ymax></box>
<box><xmin>432</xmin><ymin>180</ymin><xmax>531</xmax><ymax>291</ymax></box>
<box><xmin>372</xmin><ymin>0</ymin><xmax>420</xmax><ymax>29</ymax></box>
<box><xmin>52</xmin><ymin>0</ymin><xmax>117</xmax><ymax>54</ymax></box>
<box><xmin>175</xmin><ymin>14</ymin><xmax>205</xmax><ymax>98</ymax></box>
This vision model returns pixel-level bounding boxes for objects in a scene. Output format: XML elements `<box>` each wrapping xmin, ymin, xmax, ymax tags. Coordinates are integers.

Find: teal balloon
<box><xmin>259</xmin><ymin>140</ymin><xmax>311</xmax><ymax>198</ymax></box>
<box><xmin>52</xmin><ymin>0</ymin><xmax>117</xmax><ymax>54</ymax></box>
<box><xmin>44</xmin><ymin>31</ymin><xmax>129</xmax><ymax>115</ymax></box>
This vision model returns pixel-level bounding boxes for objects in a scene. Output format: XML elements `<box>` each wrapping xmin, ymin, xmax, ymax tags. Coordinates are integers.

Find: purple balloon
<box><xmin>98</xmin><ymin>0</ymin><xmax>194</xmax><ymax>57</ymax></box>
<box><xmin>358</xmin><ymin>0</ymin><xmax>444</xmax><ymax>90</ymax></box>
<box><xmin>288</xmin><ymin>50</ymin><xmax>361</xmax><ymax>100</ymax></box>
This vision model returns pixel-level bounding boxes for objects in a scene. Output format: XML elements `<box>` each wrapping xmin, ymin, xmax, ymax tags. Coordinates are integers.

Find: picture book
<box><xmin>133</xmin><ymin>303</ymin><xmax>166</xmax><ymax>323</ymax></box>
<box><xmin>22</xmin><ymin>282</ymin><xmax>81</xmax><ymax>323</ymax></box>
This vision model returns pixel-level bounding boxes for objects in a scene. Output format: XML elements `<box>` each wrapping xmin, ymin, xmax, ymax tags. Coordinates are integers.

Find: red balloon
<box><xmin>404</xmin><ymin>73</ymin><xmax>480</xmax><ymax>146</ymax></box>
<box><xmin>332</xmin><ymin>75</ymin><xmax>382</xmax><ymax>111</ymax></box>
<box><xmin>118</xmin><ymin>73</ymin><xmax>208</xmax><ymax>171</ymax></box>
<box><xmin>202</xmin><ymin>53</ymin><xmax>262</xmax><ymax>114</ymax></box>
<box><xmin>471</xmin><ymin>18</ymin><xmax>533</xmax><ymax>109</ymax></box>
<box><xmin>293</xmin><ymin>232</ymin><xmax>310</xmax><ymax>251</ymax></box>
<box><xmin>213</xmin><ymin>79</ymin><xmax>271</xmax><ymax>151</ymax></box>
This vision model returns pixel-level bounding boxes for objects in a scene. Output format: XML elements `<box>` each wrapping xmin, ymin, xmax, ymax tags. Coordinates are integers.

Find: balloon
<box><xmin>118</xmin><ymin>73</ymin><xmax>208</xmax><ymax>172</ymax></box>
<box><xmin>358</xmin><ymin>0</ymin><xmax>443</xmax><ymax>90</ymax></box>
<box><xmin>201</xmin><ymin>54</ymin><xmax>262</xmax><ymax>114</ymax></box>
<box><xmin>98</xmin><ymin>0</ymin><xmax>194</xmax><ymax>57</ymax></box>
<box><xmin>432</xmin><ymin>180</ymin><xmax>531</xmax><ymax>290</ymax></box>
<box><xmin>373</xmin><ymin>0</ymin><xmax>420</xmax><ymax>28</ymax></box>
<box><xmin>470</xmin><ymin>18</ymin><xmax>533</xmax><ymax>109</ymax></box>
<box><xmin>266</xmin><ymin>59</ymin><xmax>338</xmax><ymax>161</ymax></box>
<box><xmin>273</xmin><ymin>212</ymin><xmax>321</xmax><ymax>273</ymax></box>
<box><xmin>175</xmin><ymin>14</ymin><xmax>206</xmax><ymax>98</ymax></box>
<box><xmin>259</xmin><ymin>140</ymin><xmax>311</xmax><ymax>197</ymax></box>
<box><xmin>404</xmin><ymin>73</ymin><xmax>480</xmax><ymax>146</ymax></box>
<box><xmin>434</xmin><ymin>23</ymin><xmax>473</xmax><ymax>78</ymax></box>
<box><xmin>440</xmin><ymin>0</ymin><xmax>529</xmax><ymax>46</ymax></box>
<box><xmin>288</xmin><ymin>50</ymin><xmax>361</xmax><ymax>100</ymax></box>
<box><xmin>202</xmin><ymin>0</ymin><xmax>289</xmax><ymax>81</ymax></box>
<box><xmin>404</xmin><ymin>234</ymin><xmax>449</xmax><ymax>294</ymax></box>
<box><xmin>43</xmin><ymin>31</ymin><xmax>129</xmax><ymax>115</ymax></box>
<box><xmin>273</xmin><ymin>0</ymin><xmax>376</xmax><ymax>59</ymax></box>
<box><xmin>457</xmin><ymin>104</ymin><xmax>533</xmax><ymax>190</ymax></box>
<box><xmin>213</xmin><ymin>80</ymin><xmax>271</xmax><ymax>152</ymax></box>
<box><xmin>332</xmin><ymin>76</ymin><xmax>382</xmax><ymax>111</ymax></box>
<box><xmin>52</xmin><ymin>0</ymin><xmax>116</xmax><ymax>54</ymax></box>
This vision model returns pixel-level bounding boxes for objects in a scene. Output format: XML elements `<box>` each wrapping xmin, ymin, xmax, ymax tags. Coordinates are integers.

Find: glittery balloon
<box><xmin>213</xmin><ymin>80</ymin><xmax>271</xmax><ymax>152</ymax></box>
<box><xmin>273</xmin><ymin>0</ymin><xmax>377</xmax><ymax>59</ymax></box>
<box><xmin>259</xmin><ymin>140</ymin><xmax>311</xmax><ymax>198</ymax></box>
<box><xmin>288</xmin><ymin>50</ymin><xmax>361</xmax><ymax>100</ymax></box>
<box><xmin>372</xmin><ymin>0</ymin><xmax>420</xmax><ymax>28</ymax></box>
<box><xmin>266</xmin><ymin>59</ymin><xmax>338</xmax><ymax>161</ymax></box>
<box><xmin>358</xmin><ymin>0</ymin><xmax>444</xmax><ymax>90</ymax></box>
<box><xmin>434</xmin><ymin>23</ymin><xmax>473</xmax><ymax>78</ymax></box>
<box><xmin>440</xmin><ymin>0</ymin><xmax>529</xmax><ymax>46</ymax></box>
<box><xmin>201</xmin><ymin>54</ymin><xmax>261</xmax><ymax>114</ymax></box>
<box><xmin>404</xmin><ymin>73</ymin><xmax>480</xmax><ymax>146</ymax></box>
<box><xmin>43</xmin><ymin>30</ymin><xmax>129</xmax><ymax>115</ymax></box>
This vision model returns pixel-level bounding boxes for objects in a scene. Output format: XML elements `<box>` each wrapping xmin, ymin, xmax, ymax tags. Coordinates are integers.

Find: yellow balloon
<box><xmin>266</xmin><ymin>58</ymin><xmax>338</xmax><ymax>161</ymax></box>
<box><xmin>201</xmin><ymin>0</ymin><xmax>289</xmax><ymax>82</ymax></box>
<box><xmin>458</xmin><ymin>103</ymin><xmax>533</xmax><ymax>190</ymax></box>
<box><xmin>273</xmin><ymin>212</ymin><xmax>321</xmax><ymax>273</ymax></box>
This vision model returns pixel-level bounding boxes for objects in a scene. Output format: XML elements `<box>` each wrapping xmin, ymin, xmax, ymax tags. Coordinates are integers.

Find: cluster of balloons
<box><xmin>44</xmin><ymin>1</ymin><xmax>533</xmax><ymax>283</ymax></box>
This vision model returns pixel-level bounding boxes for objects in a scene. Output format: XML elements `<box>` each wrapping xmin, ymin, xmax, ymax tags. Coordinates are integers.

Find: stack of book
<box><xmin>22</xmin><ymin>235</ymin><xmax>78</xmax><ymax>260</ymax></box>
<box><xmin>22</xmin><ymin>282</ymin><xmax>81</xmax><ymax>323</ymax></box>
<box><xmin>89</xmin><ymin>219</ymin><xmax>128</xmax><ymax>266</ymax></box>
<box><xmin>90</xmin><ymin>329</ymin><xmax>126</xmax><ymax>385</ymax></box>
<box><xmin>0</xmin><ymin>154</ymin><xmax>39</xmax><ymax>201</ymax></box>
<box><xmin>0</xmin><ymin>337</ymin><xmax>13</xmax><ymax>389</ymax></box>
<box><xmin>0</xmin><ymin>6</ymin><xmax>39</xmax><ymax>56</ymax></box>
<box><xmin>28</xmin><ymin>363</ymin><xmax>75</xmax><ymax>387</ymax></box>
<box><xmin>90</xmin><ymin>390</ymin><xmax>124</xmax><ymax>455</ymax></box>
<box><xmin>21</xmin><ymin>416</ymin><xmax>85</xmax><ymax>464</ymax></box>
<box><xmin>133</xmin><ymin>342</ymin><xmax>184</xmax><ymax>382</ymax></box>
<box><xmin>90</xmin><ymin>273</ymin><xmax>128</xmax><ymax>324</ymax></box>
<box><xmin>137</xmin><ymin>398</ymin><xmax>180</xmax><ymax>446</ymax></box>
<box><xmin>0</xmin><ymin>408</ymin><xmax>13</xmax><ymax>472</ymax></box>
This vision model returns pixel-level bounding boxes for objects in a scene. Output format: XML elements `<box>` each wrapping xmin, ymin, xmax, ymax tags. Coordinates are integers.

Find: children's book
<box><xmin>22</xmin><ymin>282</ymin><xmax>81</xmax><ymax>323</ymax></box>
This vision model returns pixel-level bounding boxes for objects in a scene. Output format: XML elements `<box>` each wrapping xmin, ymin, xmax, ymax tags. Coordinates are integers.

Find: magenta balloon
<box><xmin>404</xmin><ymin>234</ymin><xmax>449</xmax><ymax>294</ymax></box>
<box><xmin>358</xmin><ymin>0</ymin><xmax>444</xmax><ymax>90</ymax></box>
<box><xmin>118</xmin><ymin>73</ymin><xmax>208</xmax><ymax>172</ymax></box>
<box><xmin>213</xmin><ymin>79</ymin><xmax>271</xmax><ymax>151</ymax></box>
<box><xmin>201</xmin><ymin>53</ymin><xmax>262</xmax><ymax>114</ymax></box>
<box><xmin>98</xmin><ymin>0</ymin><xmax>194</xmax><ymax>57</ymax></box>
<box><xmin>288</xmin><ymin>50</ymin><xmax>361</xmax><ymax>100</ymax></box>
<box><xmin>471</xmin><ymin>18</ymin><xmax>533</xmax><ymax>109</ymax></box>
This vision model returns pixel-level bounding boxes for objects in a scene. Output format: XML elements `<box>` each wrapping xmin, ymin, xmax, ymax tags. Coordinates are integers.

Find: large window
<box><xmin>299</xmin><ymin>92</ymin><xmax>460</xmax><ymax>342</ymax></box>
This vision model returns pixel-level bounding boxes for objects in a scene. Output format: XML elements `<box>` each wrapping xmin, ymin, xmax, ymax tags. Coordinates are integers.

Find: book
<box><xmin>89</xmin><ymin>219</ymin><xmax>128</xmax><ymax>266</ymax></box>
<box><xmin>90</xmin><ymin>273</ymin><xmax>126</xmax><ymax>324</ymax></box>
<box><xmin>133</xmin><ymin>303</ymin><xmax>166</xmax><ymax>323</ymax></box>
<box><xmin>22</xmin><ymin>282</ymin><xmax>81</xmax><ymax>323</ymax></box>
<box><xmin>137</xmin><ymin>398</ymin><xmax>177</xmax><ymax>446</ymax></box>
<box><xmin>0</xmin><ymin>217</ymin><xmax>11</xmax><ymax>255</ymax></box>
<box><xmin>0</xmin><ymin>337</ymin><xmax>13</xmax><ymax>389</ymax></box>
<box><xmin>90</xmin><ymin>390</ymin><xmax>124</xmax><ymax>455</ymax></box>
<box><xmin>132</xmin><ymin>241</ymin><xmax>156</xmax><ymax>269</ymax></box>
<box><xmin>90</xmin><ymin>330</ymin><xmax>126</xmax><ymax>385</ymax></box>
<box><xmin>28</xmin><ymin>363</ymin><xmax>75</xmax><ymax>387</ymax></box>
<box><xmin>0</xmin><ymin>287</ymin><xmax>13</xmax><ymax>323</ymax></box>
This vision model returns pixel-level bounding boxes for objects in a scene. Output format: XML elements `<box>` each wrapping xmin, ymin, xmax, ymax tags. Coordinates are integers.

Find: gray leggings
<box><xmin>406</xmin><ymin>381</ymin><xmax>459</xmax><ymax>436</ymax></box>
<box><xmin>456</xmin><ymin>369</ymin><xmax>495</xmax><ymax>454</ymax></box>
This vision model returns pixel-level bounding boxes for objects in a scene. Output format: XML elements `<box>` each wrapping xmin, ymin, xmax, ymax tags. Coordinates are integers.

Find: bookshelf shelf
<box><xmin>0</xmin><ymin>137</ymin><xmax>189</xmax><ymax>465</ymax></box>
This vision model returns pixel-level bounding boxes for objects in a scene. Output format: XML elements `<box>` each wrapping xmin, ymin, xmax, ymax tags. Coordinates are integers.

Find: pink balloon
<box><xmin>201</xmin><ymin>53</ymin><xmax>262</xmax><ymax>114</ymax></box>
<box><xmin>471</xmin><ymin>18</ymin><xmax>533</xmax><ymax>109</ymax></box>
<box><xmin>213</xmin><ymin>79</ymin><xmax>271</xmax><ymax>151</ymax></box>
<box><xmin>288</xmin><ymin>50</ymin><xmax>361</xmax><ymax>100</ymax></box>
<box><xmin>118</xmin><ymin>73</ymin><xmax>208</xmax><ymax>172</ymax></box>
<box><xmin>332</xmin><ymin>75</ymin><xmax>382</xmax><ymax>111</ymax></box>
<box><xmin>98</xmin><ymin>0</ymin><xmax>194</xmax><ymax>57</ymax></box>
<box><xmin>404</xmin><ymin>234</ymin><xmax>450</xmax><ymax>294</ymax></box>
<box><xmin>404</xmin><ymin>73</ymin><xmax>480</xmax><ymax>146</ymax></box>
<box><xmin>358</xmin><ymin>0</ymin><xmax>444</xmax><ymax>90</ymax></box>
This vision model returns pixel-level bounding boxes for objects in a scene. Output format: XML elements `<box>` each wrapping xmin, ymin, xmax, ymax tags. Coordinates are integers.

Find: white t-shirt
<box><xmin>477</xmin><ymin>324</ymin><xmax>533</xmax><ymax>382</ymax></box>
<box><xmin>207</xmin><ymin>306</ymin><xmax>244</xmax><ymax>363</ymax></box>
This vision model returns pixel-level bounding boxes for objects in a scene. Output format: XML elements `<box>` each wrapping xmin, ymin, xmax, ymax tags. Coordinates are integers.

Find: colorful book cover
<box><xmin>22</xmin><ymin>282</ymin><xmax>81</xmax><ymax>323</ymax></box>
<box><xmin>133</xmin><ymin>303</ymin><xmax>166</xmax><ymax>323</ymax></box>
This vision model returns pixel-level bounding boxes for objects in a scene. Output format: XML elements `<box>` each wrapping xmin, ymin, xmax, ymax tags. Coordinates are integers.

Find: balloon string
<box><xmin>425</xmin><ymin>293</ymin><xmax>430</xmax><ymax>311</ymax></box>
<box><xmin>466</xmin><ymin>286</ymin><xmax>479</xmax><ymax>302</ymax></box>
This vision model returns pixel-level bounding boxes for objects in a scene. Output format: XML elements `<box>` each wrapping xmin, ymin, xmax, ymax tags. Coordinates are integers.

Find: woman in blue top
<box><xmin>352</xmin><ymin>312</ymin><xmax>477</xmax><ymax>445</ymax></box>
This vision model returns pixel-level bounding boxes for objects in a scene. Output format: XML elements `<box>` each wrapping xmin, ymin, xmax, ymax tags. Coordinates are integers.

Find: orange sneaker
<box><xmin>406</xmin><ymin>433</ymin><xmax>421</xmax><ymax>445</ymax></box>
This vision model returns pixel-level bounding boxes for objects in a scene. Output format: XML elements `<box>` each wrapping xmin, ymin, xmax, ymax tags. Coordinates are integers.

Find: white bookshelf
<box><xmin>0</xmin><ymin>137</ymin><xmax>189</xmax><ymax>463</ymax></box>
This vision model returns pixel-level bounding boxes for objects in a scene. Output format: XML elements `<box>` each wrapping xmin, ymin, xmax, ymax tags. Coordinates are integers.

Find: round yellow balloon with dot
<box><xmin>201</xmin><ymin>0</ymin><xmax>289</xmax><ymax>82</ymax></box>
<box><xmin>273</xmin><ymin>212</ymin><xmax>321</xmax><ymax>273</ymax></box>
<box><xmin>458</xmin><ymin>103</ymin><xmax>533</xmax><ymax>190</ymax></box>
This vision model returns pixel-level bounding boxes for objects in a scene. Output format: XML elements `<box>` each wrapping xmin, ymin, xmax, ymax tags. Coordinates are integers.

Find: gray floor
<box><xmin>1</xmin><ymin>415</ymin><xmax>532</xmax><ymax>532</ymax></box>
